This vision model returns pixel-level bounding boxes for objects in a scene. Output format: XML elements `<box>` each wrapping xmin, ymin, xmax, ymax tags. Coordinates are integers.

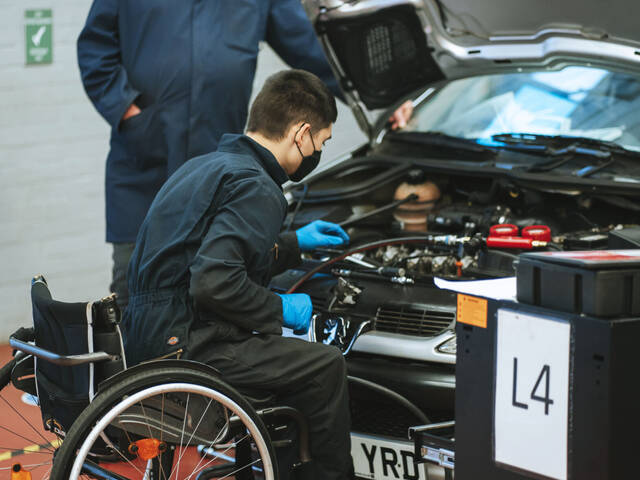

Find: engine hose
<box><xmin>347</xmin><ymin>376</ymin><xmax>430</xmax><ymax>425</ymax></box>
<box><xmin>287</xmin><ymin>235</ymin><xmax>455</xmax><ymax>293</ymax></box>
<box><xmin>339</xmin><ymin>193</ymin><xmax>418</xmax><ymax>229</ymax></box>
<box><xmin>290</xmin><ymin>163</ymin><xmax>413</xmax><ymax>204</ymax></box>
<box><xmin>285</xmin><ymin>182</ymin><xmax>309</xmax><ymax>231</ymax></box>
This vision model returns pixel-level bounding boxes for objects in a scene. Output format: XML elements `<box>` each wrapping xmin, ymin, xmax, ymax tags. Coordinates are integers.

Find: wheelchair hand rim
<box><xmin>69</xmin><ymin>382</ymin><xmax>275</xmax><ymax>480</ymax></box>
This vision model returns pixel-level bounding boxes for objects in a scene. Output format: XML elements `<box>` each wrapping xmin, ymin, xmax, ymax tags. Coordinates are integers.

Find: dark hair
<box><xmin>246</xmin><ymin>69</ymin><xmax>337</xmax><ymax>140</ymax></box>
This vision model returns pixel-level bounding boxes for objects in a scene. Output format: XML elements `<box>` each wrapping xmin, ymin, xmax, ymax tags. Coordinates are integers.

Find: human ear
<box><xmin>293</xmin><ymin>122</ymin><xmax>311</xmax><ymax>148</ymax></box>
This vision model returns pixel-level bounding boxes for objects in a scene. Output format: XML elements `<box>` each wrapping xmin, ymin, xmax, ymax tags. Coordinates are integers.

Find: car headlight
<box><xmin>437</xmin><ymin>335</ymin><xmax>457</xmax><ymax>355</ymax></box>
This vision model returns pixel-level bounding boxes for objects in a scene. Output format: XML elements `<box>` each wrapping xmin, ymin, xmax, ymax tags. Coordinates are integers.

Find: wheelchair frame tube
<box><xmin>9</xmin><ymin>337</ymin><xmax>118</xmax><ymax>366</ymax></box>
<box><xmin>81</xmin><ymin>459</ymin><xmax>130</xmax><ymax>480</ymax></box>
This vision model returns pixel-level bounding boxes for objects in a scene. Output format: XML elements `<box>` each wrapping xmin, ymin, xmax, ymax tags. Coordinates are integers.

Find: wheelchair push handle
<box><xmin>9</xmin><ymin>336</ymin><xmax>120</xmax><ymax>367</ymax></box>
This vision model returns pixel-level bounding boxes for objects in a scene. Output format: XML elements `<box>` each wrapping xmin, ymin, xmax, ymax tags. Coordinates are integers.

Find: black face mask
<box><xmin>290</xmin><ymin>127</ymin><xmax>322</xmax><ymax>182</ymax></box>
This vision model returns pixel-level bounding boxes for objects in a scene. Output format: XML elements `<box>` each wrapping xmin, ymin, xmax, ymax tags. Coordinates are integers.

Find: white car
<box><xmin>271</xmin><ymin>1</ymin><xmax>640</xmax><ymax>478</ymax></box>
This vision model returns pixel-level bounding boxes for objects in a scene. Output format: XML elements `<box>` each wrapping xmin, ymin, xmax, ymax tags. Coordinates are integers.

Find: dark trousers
<box><xmin>110</xmin><ymin>242</ymin><xmax>136</xmax><ymax>309</ymax></box>
<box><xmin>186</xmin><ymin>335</ymin><xmax>353</xmax><ymax>480</ymax></box>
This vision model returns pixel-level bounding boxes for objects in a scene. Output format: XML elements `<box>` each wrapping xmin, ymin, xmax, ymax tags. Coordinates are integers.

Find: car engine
<box><xmin>273</xmin><ymin>163</ymin><xmax>640</xmax><ymax>354</ymax></box>
<box><xmin>270</xmin><ymin>161</ymin><xmax>640</xmax><ymax>435</ymax></box>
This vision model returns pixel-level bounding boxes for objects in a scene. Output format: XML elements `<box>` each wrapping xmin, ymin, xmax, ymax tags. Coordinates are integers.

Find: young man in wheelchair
<box><xmin>123</xmin><ymin>70</ymin><xmax>352</xmax><ymax>479</ymax></box>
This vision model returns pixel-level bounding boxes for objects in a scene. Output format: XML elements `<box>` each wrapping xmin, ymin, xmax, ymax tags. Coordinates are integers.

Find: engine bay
<box><xmin>272</xmin><ymin>158</ymin><xmax>640</xmax><ymax>354</ymax></box>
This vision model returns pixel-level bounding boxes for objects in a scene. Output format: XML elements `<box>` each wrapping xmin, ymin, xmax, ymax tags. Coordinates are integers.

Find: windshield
<box><xmin>405</xmin><ymin>66</ymin><xmax>640</xmax><ymax>151</ymax></box>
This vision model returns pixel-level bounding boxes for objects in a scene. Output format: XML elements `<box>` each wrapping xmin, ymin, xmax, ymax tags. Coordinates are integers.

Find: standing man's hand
<box><xmin>121</xmin><ymin>103</ymin><xmax>141</xmax><ymax>122</ymax></box>
<box><xmin>296</xmin><ymin>220</ymin><xmax>350</xmax><ymax>252</ymax></box>
<box><xmin>277</xmin><ymin>293</ymin><xmax>313</xmax><ymax>334</ymax></box>
<box><xmin>388</xmin><ymin>100</ymin><xmax>414</xmax><ymax>130</ymax></box>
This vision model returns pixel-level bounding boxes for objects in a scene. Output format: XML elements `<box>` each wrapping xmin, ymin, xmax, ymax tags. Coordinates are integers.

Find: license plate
<box><xmin>351</xmin><ymin>432</ymin><xmax>427</xmax><ymax>480</ymax></box>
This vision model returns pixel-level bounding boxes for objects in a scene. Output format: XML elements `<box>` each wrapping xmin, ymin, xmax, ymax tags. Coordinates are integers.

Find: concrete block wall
<box><xmin>0</xmin><ymin>1</ymin><xmax>365</xmax><ymax>339</ymax></box>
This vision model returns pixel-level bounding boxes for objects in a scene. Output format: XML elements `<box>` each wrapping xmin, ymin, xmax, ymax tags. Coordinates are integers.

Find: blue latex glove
<box><xmin>277</xmin><ymin>293</ymin><xmax>313</xmax><ymax>335</ymax></box>
<box><xmin>295</xmin><ymin>220</ymin><xmax>350</xmax><ymax>252</ymax></box>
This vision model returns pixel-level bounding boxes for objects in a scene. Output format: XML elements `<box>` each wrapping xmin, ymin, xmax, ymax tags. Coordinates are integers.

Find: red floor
<box><xmin>0</xmin><ymin>344</ymin><xmax>229</xmax><ymax>479</ymax></box>
<box><xmin>0</xmin><ymin>343</ymin><xmax>57</xmax><ymax>477</ymax></box>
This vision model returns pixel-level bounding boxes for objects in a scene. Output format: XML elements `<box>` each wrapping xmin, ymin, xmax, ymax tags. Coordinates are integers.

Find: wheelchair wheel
<box><xmin>0</xmin><ymin>355</ymin><xmax>61</xmax><ymax>478</ymax></box>
<box><xmin>51</xmin><ymin>363</ymin><xmax>277</xmax><ymax>480</ymax></box>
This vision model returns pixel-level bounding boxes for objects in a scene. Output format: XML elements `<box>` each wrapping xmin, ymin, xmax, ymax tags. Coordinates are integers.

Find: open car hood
<box><xmin>302</xmin><ymin>0</ymin><xmax>640</xmax><ymax>137</ymax></box>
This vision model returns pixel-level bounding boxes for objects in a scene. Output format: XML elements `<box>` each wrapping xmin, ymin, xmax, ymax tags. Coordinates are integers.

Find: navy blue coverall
<box><xmin>77</xmin><ymin>0</ymin><xmax>339</xmax><ymax>244</ymax></box>
<box><xmin>77</xmin><ymin>0</ymin><xmax>340</xmax><ymax>304</ymax></box>
<box><xmin>123</xmin><ymin>134</ymin><xmax>351</xmax><ymax>479</ymax></box>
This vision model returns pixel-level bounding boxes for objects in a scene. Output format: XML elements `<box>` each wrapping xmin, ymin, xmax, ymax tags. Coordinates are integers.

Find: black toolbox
<box><xmin>515</xmin><ymin>250</ymin><xmax>640</xmax><ymax>317</ymax></box>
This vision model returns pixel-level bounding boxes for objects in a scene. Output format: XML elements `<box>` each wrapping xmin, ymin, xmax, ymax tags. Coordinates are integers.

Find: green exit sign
<box><xmin>25</xmin><ymin>9</ymin><xmax>53</xmax><ymax>65</ymax></box>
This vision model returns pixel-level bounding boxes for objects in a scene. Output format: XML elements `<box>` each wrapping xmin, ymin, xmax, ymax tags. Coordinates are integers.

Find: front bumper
<box><xmin>347</xmin><ymin>353</ymin><xmax>455</xmax><ymax>438</ymax></box>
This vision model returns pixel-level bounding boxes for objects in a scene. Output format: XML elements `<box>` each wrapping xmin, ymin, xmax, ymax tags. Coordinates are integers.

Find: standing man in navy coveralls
<box><xmin>124</xmin><ymin>70</ymin><xmax>352</xmax><ymax>479</ymax></box>
<box><xmin>76</xmin><ymin>0</ymin><xmax>346</xmax><ymax>308</ymax></box>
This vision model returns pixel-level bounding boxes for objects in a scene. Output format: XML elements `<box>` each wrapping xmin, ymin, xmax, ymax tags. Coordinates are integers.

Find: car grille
<box><xmin>374</xmin><ymin>304</ymin><xmax>455</xmax><ymax>337</ymax></box>
<box><xmin>350</xmin><ymin>398</ymin><xmax>421</xmax><ymax>439</ymax></box>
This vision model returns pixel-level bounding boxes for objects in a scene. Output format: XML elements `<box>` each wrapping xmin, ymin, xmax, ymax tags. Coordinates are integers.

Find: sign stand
<box><xmin>451</xmin><ymin>293</ymin><xmax>640</xmax><ymax>479</ymax></box>
<box><xmin>414</xmin><ymin>252</ymin><xmax>640</xmax><ymax>478</ymax></box>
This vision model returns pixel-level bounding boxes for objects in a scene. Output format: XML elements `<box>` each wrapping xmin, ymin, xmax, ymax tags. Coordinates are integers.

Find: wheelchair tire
<box><xmin>51</xmin><ymin>363</ymin><xmax>278</xmax><ymax>480</ymax></box>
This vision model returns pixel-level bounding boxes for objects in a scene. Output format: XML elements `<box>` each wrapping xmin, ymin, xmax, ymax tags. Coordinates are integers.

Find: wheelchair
<box><xmin>0</xmin><ymin>276</ymin><xmax>312</xmax><ymax>479</ymax></box>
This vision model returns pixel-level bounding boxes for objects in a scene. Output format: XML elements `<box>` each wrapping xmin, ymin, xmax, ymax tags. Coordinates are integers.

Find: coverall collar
<box><xmin>217</xmin><ymin>134</ymin><xmax>289</xmax><ymax>187</ymax></box>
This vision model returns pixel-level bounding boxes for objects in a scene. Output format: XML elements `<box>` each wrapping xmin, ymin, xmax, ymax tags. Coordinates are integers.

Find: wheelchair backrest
<box><xmin>31</xmin><ymin>276</ymin><xmax>126</xmax><ymax>435</ymax></box>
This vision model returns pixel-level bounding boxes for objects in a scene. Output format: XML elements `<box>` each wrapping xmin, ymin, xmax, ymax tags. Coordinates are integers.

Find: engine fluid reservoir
<box><xmin>393</xmin><ymin>170</ymin><xmax>440</xmax><ymax>231</ymax></box>
<box><xmin>522</xmin><ymin>225</ymin><xmax>552</xmax><ymax>242</ymax></box>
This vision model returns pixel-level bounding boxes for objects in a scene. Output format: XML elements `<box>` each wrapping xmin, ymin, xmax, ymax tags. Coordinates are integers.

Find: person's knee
<box><xmin>324</xmin><ymin>345</ymin><xmax>347</xmax><ymax>376</ymax></box>
<box><xmin>316</xmin><ymin>346</ymin><xmax>348</xmax><ymax>399</ymax></box>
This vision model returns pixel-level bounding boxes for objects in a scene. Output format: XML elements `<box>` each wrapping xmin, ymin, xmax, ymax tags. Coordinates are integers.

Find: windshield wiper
<box><xmin>516</xmin><ymin>154</ymin><xmax>616</xmax><ymax>175</ymax></box>
<box><xmin>491</xmin><ymin>133</ymin><xmax>636</xmax><ymax>159</ymax></box>
<box><xmin>490</xmin><ymin>133</ymin><xmax>640</xmax><ymax>176</ymax></box>
<box><xmin>574</xmin><ymin>158</ymin><xmax>616</xmax><ymax>178</ymax></box>
<box><xmin>388</xmin><ymin>131</ymin><xmax>495</xmax><ymax>156</ymax></box>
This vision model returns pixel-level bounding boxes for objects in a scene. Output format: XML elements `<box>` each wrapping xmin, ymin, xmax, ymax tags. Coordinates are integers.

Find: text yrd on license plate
<box><xmin>351</xmin><ymin>433</ymin><xmax>426</xmax><ymax>480</ymax></box>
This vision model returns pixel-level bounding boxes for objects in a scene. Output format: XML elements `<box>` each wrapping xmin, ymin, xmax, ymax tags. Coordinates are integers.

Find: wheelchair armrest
<box><xmin>9</xmin><ymin>337</ymin><xmax>119</xmax><ymax>366</ymax></box>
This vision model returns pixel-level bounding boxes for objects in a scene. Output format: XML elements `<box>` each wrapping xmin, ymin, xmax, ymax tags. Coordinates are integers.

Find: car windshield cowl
<box><xmin>387</xmin><ymin>131</ymin><xmax>496</xmax><ymax>156</ymax></box>
<box><xmin>383</xmin><ymin>130</ymin><xmax>640</xmax><ymax>181</ymax></box>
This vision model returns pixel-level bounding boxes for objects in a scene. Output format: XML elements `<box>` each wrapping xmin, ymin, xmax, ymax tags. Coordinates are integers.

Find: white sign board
<box><xmin>494</xmin><ymin>309</ymin><xmax>570</xmax><ymax>480</ymax></box>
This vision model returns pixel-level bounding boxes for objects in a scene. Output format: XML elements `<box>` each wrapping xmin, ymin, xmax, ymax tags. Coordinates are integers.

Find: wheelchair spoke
<box><xmin>40</xmin><ymin>464</ymin><xmax>52</xmax><ymax>480</ymax></box>
<box><xmin>183</xmin><ymin>409</ymin><xmax>233</xmax><ymax>477</ymax></box>
<box><xmin>154</xmin><ymin>446</ymin><xmax>173</xmax><ymax>480</ymax></box>
<box><xmin>94</xmin><ymin>432</ymin><xmax>146</xmax><ymax>477</ymax></box>
<box><xmin>0</xmin><ymin>425</ymin><xmax>55</xmax><ymax>453</ymax></box>
<box><xmin>160</xmin><ymin>393</ymin><xmax>165</xmax><ymax>444</ymax></box>
<box><xmin>153</xmin><ymin>449</ymin><xmax>168</xmax><ymax>480</ymax></box>
<box><xmin>117</xmin><ymin>417</ymin><xmax>135</xmax><ymax>448</ymax></box>
<box><xmin>185</xmin><ymin>433</ymin><xmax>253</xmax><ymax>480</ymax></box>
<box><xmin>0</xmin><ymin>393</ymin><xmax>53</xmax><ymax>449</ymax></box>
<box><xmin>54</xmin><ymin>377</ymin><xmax>276</xmax><ymax>480</ymax></box>
<box><xmin>0</xmin><ymin>446</ymin><xmax>53</xmax><ymax>454</ymax></box>
<box><xmin>158</xmin><ymin>394</ymin><xmax>168</xmax><ymax>480</ymax></box>
<box><xmin>0</xmin><ymin>461</ymin><xmax>52</xmax><ymax>471</ymax></box>
<box><xmin>168</xmin><ymin>392</ymin><xmax>190</xmax><ymax>480</ymax></box>
<box><xmin>180</xmin><ymin>397</ymin><xmax>213</xmax><ymax>454</ymax></box>
<box><xmin>137</xmin><ymin>399</ymin><xmax>157</xmax><ymax>441</ymax></box>
<box><xmin>219</xmin><ymin>457</ymin><xmax>262</xmax><ymax>480</ymax></box>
